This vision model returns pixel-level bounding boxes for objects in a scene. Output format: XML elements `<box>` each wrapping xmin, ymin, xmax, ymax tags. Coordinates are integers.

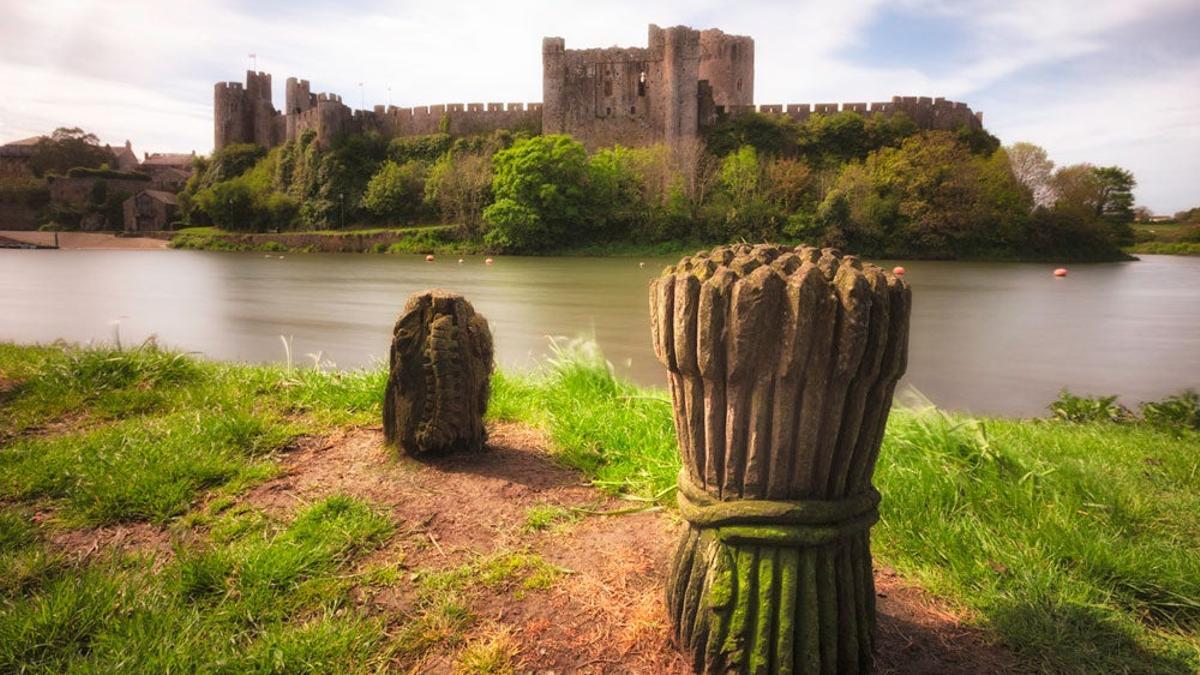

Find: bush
<box><xmin>388</xmin><ymin>134</ymin><xmax>452</xmax><ymax>164</ymax></box>
<box><xmin>482</xmin><ymin>135</ymin><xmax>591</xmax><ymax>252</ymax></box>
<box><xmin>64</xmin><ymin>167</ymin><xmax>151</xmax><ymax>181</ymax></box>
<box><xmin>1140</xmin><ymin>391</ymin><xmax>1200</xmax><ymax>431</ymax></box>
<box><xmin>361</xmin><ymin>160</ymin><xmax>427</xmax><ymax>224</ymax></box>
<box><xmin>1049</xmin><ymin>390</ymin><xmax>1134</xmax><ymax>424</ymax></box>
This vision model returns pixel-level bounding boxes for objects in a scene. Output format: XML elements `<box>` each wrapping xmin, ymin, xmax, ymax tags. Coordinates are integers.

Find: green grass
<box><xmin>487</xmin><ymin>342</ymin><xmax>1200</xmax><ymax>673</ymax></box>
<box><xmin>1</xmin><ymin>341</ymin><xmax>1197</xmax><ymax>671</ymax></box>
<box><xmin>1128</xmin><ymin>241</ymin><xmax>1200</xmax><ymax>256</ymax></box>
<box><xmin>0</xmin><ymin>495</ymin><xmax>392</xmax><ymax>673</ymax></box>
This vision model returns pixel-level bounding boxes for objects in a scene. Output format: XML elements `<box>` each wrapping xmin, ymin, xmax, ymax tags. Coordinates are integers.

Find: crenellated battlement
<box><xmin>736</xmin><ymin>96</ymin><xmax>983</xmax><ymax>129</ymax></box>
<box><xmin>214</xmin><ymin>25</ymin><xmax>985</xmax><ymax>153</ymax></box>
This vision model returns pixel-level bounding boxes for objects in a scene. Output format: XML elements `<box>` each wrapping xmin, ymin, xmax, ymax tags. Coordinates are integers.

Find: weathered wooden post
<box><xmin>654</xmin><ymin>244</ymin><xmax>910</xmax><ymax>674</ymax></box>
<box><xmin>384</xmin><ymin>289</ymin><xmax>494</xmax><ymax>456</ymax></box>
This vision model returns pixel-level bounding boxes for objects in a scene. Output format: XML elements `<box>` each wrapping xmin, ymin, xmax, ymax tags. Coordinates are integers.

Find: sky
<box><xmin>0</xmin><ymin>0</ymin><xmax>1196</xmax><ymax>213</ymax></box>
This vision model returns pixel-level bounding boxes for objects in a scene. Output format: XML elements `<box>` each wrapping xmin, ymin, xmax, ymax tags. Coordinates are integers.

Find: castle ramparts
<box><xmin>213</xmin><ymin>25</ymin><xmax>983</xmax><ymax>152</ymax></box>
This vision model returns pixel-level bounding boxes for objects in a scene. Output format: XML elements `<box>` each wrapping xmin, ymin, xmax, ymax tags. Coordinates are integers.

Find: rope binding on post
<box><xmin>675</xmin><ymin>469</ymin><xmax>880</xmax><ymax>547</ymax></box>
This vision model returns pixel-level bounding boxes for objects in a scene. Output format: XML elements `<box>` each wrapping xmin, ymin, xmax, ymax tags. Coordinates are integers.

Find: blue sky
<box><xmin>1</xmin><ymin>0</ymin><xmax>1196</xmax><ymax>212</ymax></box>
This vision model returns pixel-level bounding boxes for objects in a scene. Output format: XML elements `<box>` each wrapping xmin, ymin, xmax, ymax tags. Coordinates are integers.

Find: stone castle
<box><xmin>214</xmin><ymin>24</ymin><xmax>983</xmax><ymax>152</ymax></box>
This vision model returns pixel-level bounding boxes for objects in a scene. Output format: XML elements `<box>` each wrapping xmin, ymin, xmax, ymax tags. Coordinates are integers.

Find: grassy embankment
<box><xmin>1129</xmin><ymin>222</ymin><xmax>1200</xmax><ymax>256</ymax></box>
<box><xmin>169</xmin><ymin>226</ymin><xmax>1146</xmax><ymax>262</ymax></box>
<box><xmin>1</xmin><ymin>342</ymin><xmax>1197</xmax><ymax>672</ymax></box>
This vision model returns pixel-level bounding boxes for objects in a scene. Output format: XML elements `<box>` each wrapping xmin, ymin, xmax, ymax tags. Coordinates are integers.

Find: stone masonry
<box><xmin>214</xmin><ymin>24</ymin><xmax>983</xmax><ymax>152</ymax></box>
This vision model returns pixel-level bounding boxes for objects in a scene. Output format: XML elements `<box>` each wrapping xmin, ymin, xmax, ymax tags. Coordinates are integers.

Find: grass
<box><xmin>169</xmin><ymin>224</ymin><xmax>456</xmax><ymax>254</ymax></box>
<box><xmin>1</xmin><ymin>341</ymin><xmax>1197</xmax><ymax>672</ymax></box>
<box><xmin>487</xmin><ymin>341</ymin><xmax>1200</xmax><ymax>673</ymax></box>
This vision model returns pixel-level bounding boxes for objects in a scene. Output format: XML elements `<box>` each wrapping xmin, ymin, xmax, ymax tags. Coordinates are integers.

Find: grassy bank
<box><xmin>169</xmin><ymin>225</ymin><xmax>466</xmax><ymax>255</ymax></box>
<box><xmin>1</xmin><ymin>342</ymin><xmax>1198</xmax><ymax>672</ymax></box>
<box><xmin>168</xmin><ymin>226</ymin><xmax>1141</xmax><ymax>262</ymax></box>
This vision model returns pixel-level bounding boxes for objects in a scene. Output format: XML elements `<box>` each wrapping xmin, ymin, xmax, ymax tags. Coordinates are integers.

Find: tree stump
<box><xmin>384</xmin><ymin>289</ymin><xmax>494</xmax><ymax>456</ymax></box>
<box><xmin>653</xmin><ymin>244</ymin><xmax>911</xmax><ymax>674</ymax></box>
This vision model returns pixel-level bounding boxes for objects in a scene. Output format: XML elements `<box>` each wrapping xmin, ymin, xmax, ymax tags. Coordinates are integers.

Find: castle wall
<box><xmin>743</xmin><ymin>96</ymin><xmax>983</xmax><ymax>131</ymax></box>
<box><xmin>212</xmin><ymin>26</ymin><xmax>986</xmax><ymax>155</ymax></box>
<box><xmin>542</xmin><ymin>36</ymin><xmax>663</xmax><ymax>149</ymax></box>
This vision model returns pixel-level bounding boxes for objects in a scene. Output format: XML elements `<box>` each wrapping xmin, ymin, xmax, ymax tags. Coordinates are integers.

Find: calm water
<box><xmin>2</xmin><ymin>249</ymin><xmax>1197</xmax><ymax>416</ymax></box>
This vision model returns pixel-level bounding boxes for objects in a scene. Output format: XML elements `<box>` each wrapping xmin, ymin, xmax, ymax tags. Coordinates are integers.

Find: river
<box><xmin>2</xmin><ymin>249</ymin><xmax>1197</xmax><ymax>417</ymax></box>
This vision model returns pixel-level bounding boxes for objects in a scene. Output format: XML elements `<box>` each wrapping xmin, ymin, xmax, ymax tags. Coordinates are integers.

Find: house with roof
<box><xmin>122</xmin><ymin>189</ymin><xmax>180</xmax><ymax>232</ymax></box>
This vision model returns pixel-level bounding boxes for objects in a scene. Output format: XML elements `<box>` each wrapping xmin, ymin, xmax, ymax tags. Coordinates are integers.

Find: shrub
<box><xmin>1140</xmin><ymin>390</ymin><xmax>1200</xmax><ymax>431</ymax></box>
<box><xmin>1049</xmin><ymin>390</ymin><xmax>1134</xmax><ymax>424</ymax></box>
<box><xmin>361</xmin><ymin>160</ymin><xmax>427</xmax><ymax>223</ymax></box>
<box><xmin>482</xmin><ymin>135</ymin><xmax>591</xmax><ymax>252</ymax></box>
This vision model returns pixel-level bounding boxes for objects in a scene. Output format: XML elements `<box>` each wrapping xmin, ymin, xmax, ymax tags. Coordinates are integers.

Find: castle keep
<box><xmin>214</xmin><ymin>24</ymin><xmax>983</xmax><ymax>152</ymax></box>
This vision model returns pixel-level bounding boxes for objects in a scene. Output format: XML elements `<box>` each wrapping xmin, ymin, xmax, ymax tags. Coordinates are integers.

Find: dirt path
<box><xmin>0</xmin><ymin>230</ymin><xmax>168</xmax><ymax>249</ymax></box>
<box><xmin>227</xmin><ymin>422</ymin><xmax>1018</xmax><ymax>673</ymax></box>
<box><xmin>44</xmin><ymin>421</ymin><xmax>1017</xmax><ymax>672</ymax></box>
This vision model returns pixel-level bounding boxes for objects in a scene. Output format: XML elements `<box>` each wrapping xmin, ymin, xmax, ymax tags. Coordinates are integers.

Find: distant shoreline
<box><xmin>0</xmin><ymin>230</ymin><xmax>168</xmax><ymax>250</ymax></box>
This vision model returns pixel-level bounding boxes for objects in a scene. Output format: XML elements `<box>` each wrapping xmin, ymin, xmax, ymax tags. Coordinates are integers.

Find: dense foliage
<box><xmin>28</xmin><ymin>128</ymin><xmax>116</xmax><ymax>178</ymax></box>
<box><xmin>180</xmin><ymin>111</ymin><xmax>1136</xmax><ymax>260</ymax></box>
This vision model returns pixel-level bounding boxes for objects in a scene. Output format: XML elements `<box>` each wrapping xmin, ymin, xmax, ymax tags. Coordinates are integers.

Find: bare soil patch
<box><xmin>42</xmin><ymin>420</ymin><xmax>1018</xmax><ymax>672</ymax></box>
<box><xmin>239</xmin><ymin>421</ymin><xmax>1020</xmax><ymax>673</ymax></box>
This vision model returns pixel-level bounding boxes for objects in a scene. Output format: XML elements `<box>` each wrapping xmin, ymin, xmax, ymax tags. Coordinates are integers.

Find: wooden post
<box><xmin>654</xmin><ymin>244</ymin><xmax>911</xmax><ymax>673</ymax></box>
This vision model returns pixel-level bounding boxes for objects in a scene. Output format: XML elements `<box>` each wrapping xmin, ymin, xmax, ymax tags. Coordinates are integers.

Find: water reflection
<box><xmin>2</xmin><ymin>249</ymin><xmax>1197</xmax><ymax>416</ymax></box>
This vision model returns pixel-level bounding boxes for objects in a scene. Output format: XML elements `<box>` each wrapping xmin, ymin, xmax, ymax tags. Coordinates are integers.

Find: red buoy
<box><xmin>425</xmin><ymin>254</ymin><xmax>434</xmax><ymax>262</ymax></box>
<box><xmin>892</xmin><ymin>266</ymin><xmax>905</xmax><ymax>276</ymax></box>
<box><xmin>1054</xmin><ymin>268</ymin><xmax>1067</xmax><ymax>277</ymax></box>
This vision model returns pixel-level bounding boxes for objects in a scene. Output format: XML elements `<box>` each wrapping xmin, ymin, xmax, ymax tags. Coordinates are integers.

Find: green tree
<box><xmin>704</xmin><ymin>112</ymin><xmax>800</xmax><ymax>158</ymax></box>
<box><xmin>362</xmin><ymin>160</ymin><xmax>427</xmax><ymax>223</ymax></box>
<box><xmin>425</xmin><ymin>151</ymin><xmax>493</xmax><ymax>236</ymax></box>
<box><xmin>1093</xmin><ymin>165</ymin><xmax>1136</xmax><ymax>245</ymax></box>
<box><xmin>28</xmin><ymin>128</ymin><xmax>116</xmax><ymax>177</ymax></box>
<box><xmin>388</xmin><ymin>134</ymin><xmax>452</xmax><ymax>164</ymax></box>
<box><xmin>482</xmin><ymin>135</ymin><xmax>591</xmax><ymax>252</ymax></box>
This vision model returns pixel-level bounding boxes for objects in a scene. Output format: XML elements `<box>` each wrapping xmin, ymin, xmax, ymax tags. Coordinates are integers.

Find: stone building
<box><xmin>213</xmin><ymin>24</ymin><xmax>983</xmax><ymax>152</ymax></box>
<box><xmin>541</xmin><ymin>25</ymin><xmax>755</xmax><ymax>149</ymax></box>
<box><xmin>111</xmin><ymin>141</ymin><xmax>139</xmax><ymax>171</ymax></box>
<box><xmin>0</xmin><ymin>136</ymin><xmax>40</xmax><ymax>178</ymax></box>
<box><xmin>122</xmin><ymin>189</ymin><xmax>179</xmax><ymax>232</ymax></box>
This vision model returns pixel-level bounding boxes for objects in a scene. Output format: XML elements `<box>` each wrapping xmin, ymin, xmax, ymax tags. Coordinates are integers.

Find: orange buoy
<box><xmin>425</xmin><ymin>254</ymin><xmax>434</xmax><ymax>262</ymax></box>
<box><xmin>485</xmin><ymin>257</ymin><xmax>494</xmax><ymax>265</ymax></box>
<box><xmin>892</xmin><ymin>266</ymin><xmax>905</xmax><ymax>276</ymax></box>
<box><xmin>1054</xmin><ymin>268</ymin><xmax>1068</xmax><ymax>277</ymax></box>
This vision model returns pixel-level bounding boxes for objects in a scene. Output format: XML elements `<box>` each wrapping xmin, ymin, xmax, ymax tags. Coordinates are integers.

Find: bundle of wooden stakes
<box><xmin>652</xmin><ymin>244</ymin><xmax>911</xmax><ymax>674</ymax></box>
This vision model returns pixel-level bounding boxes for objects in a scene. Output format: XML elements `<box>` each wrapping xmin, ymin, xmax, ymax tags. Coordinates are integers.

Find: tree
<box><xmin>765</xmin><ymin>157</ymin><xmax>814</xmax><ymax>212</ymax></box>
<box><xmin>425</xmin><ymin>152</ymin><xmax>492</xmax><ymax>236</ymax></box>
<box><xmin>482</xmin><ymin>135</ymin><xmax>591</xmax><ymax>251</ymax></box>
<box><xmin>362</xmin><ymin>160</ymin><xmax>427</xmax><ymax>223</ymax></box>
<box><xmin>1049</xmin><ymin>164</ymin><xmax>1103</xmax><ymax>221</ymax></box>
<box><xmin>1006</xmin><ymin>142</ymin><xmax>1055</xmax><ymax>208</ymax></box>
<box><xmin>1093</xmin><ymin>166</ymin><xmax>1136</xmax><ymax>222</ymax></box>
<box><xmin>28</xmin><ymin>128</ymin><xmax>115</xmax><ymax>177</ymax></box>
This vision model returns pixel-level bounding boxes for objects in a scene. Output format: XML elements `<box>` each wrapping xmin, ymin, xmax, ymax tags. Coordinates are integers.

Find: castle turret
<box><xmin>286</xmin><ymin>77</ymin><xmax>314</xmax><ymax>115</ymax></box>
<box><xmin>214</xmin><ymin>81</ymin><xmax>248</xmax><ymax>151</ymax></box>
<box><xmin>699</xmin><ymin>29</ymin><xmax>754</xmax><ymax>109</ymax></box>
<box><xmin>541</xmin><ymin>37</ymin><xmax>566</xmax><ymax>135</ymax></box>
<box><xmin>659</xmin><ymin>25</ymin><xmax>700</xmax><ymax>149</ymax></box>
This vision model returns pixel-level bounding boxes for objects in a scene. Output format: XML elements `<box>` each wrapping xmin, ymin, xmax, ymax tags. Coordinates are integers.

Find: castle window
<box><xmin>606</xmin><ymin>106</ymin><xmax>612</xmax><ymax>116</ymax></box>
<box><xmin>731</xmin><ymin>44</ymin><xmax>739</xmax><ymax>61</ymax></box>
<box><xmin>736</xmin><ymin>78</ymin><xmax>743</xmax><ymax>92</ymax></box>
<box><xmin>603</xmin><ymin>79</ymin><xmax>612</xmax><ymax>97</ymax></box>
<box><xmin>630</xmin><ymin>106</ymin><xmax>636</xmax><ymax>114</ymax></box>
<box><xmin>638</xmin><ymin>70</ymin><xmax>646</xmax><ymax>96</ymax></box>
